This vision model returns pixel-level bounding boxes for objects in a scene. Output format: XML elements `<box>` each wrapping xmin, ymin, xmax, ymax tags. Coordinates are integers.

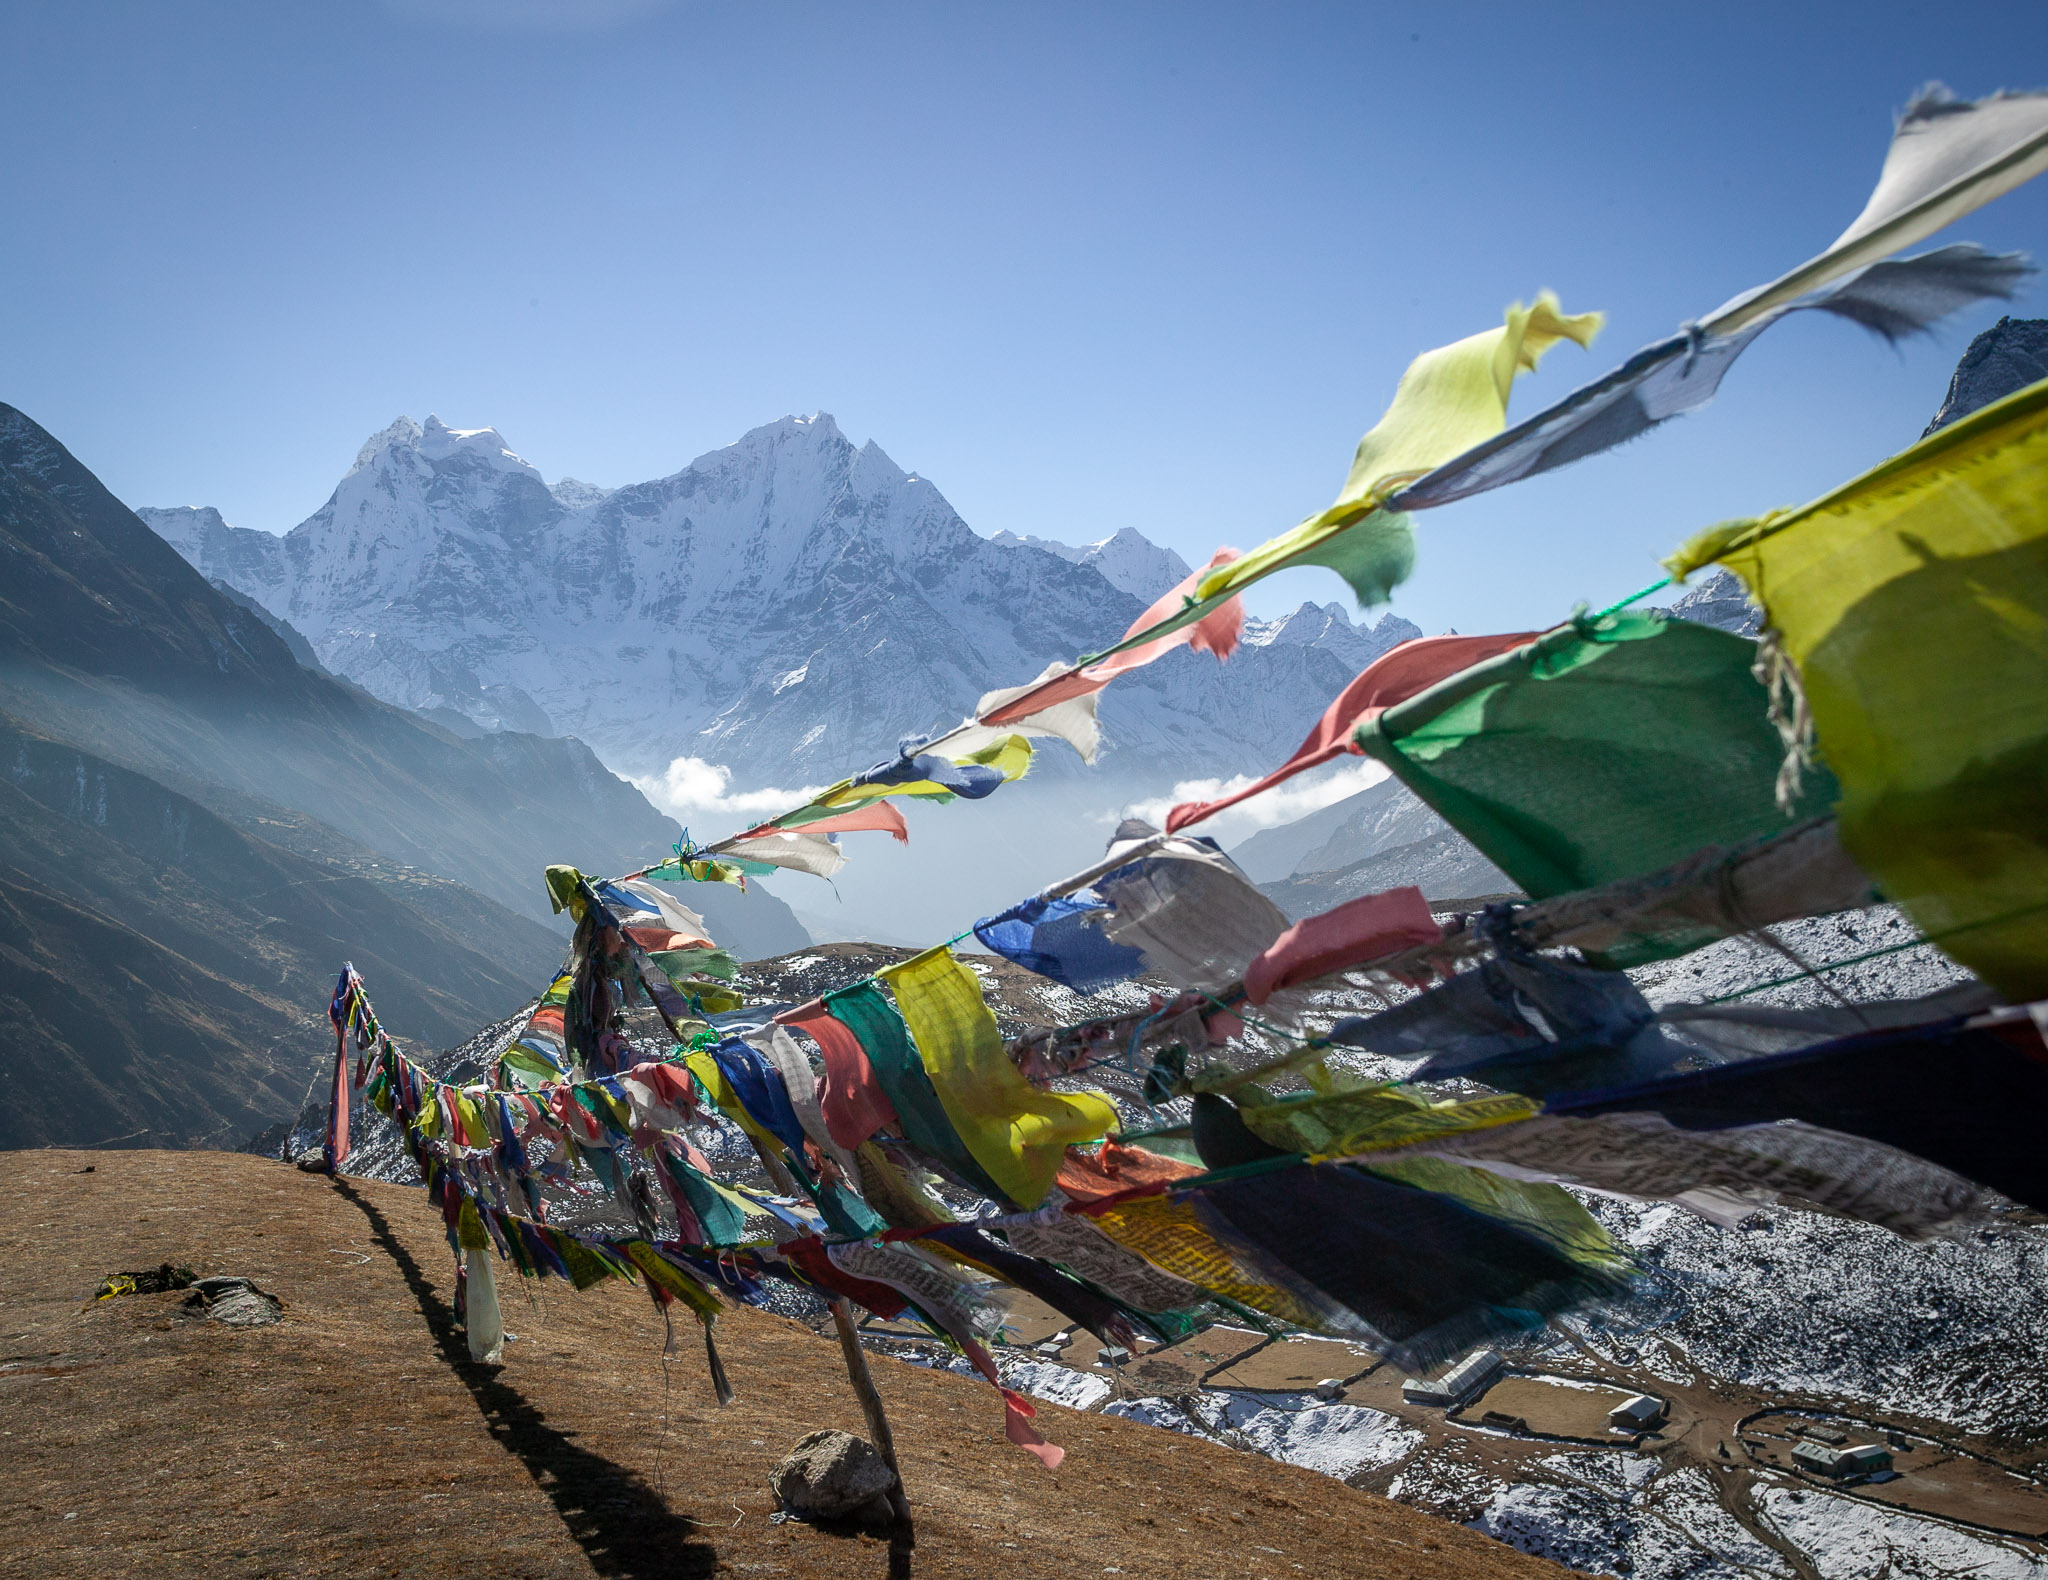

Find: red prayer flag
<box><xmin>1242</xmin><ymin>885</ymin><xmax>1443</xmax><ymax>1005</ymax></box>
<box><xmin>979</xmin><ymin>548</ymin><xmax>1246</xmax><ymax>726</ymax></box>
<box><xmin>780</xmin><ymin>1003</ymin><xmax>901</xmax><ymax>1152</ymax></box>
<box><xmin>739</xmin><ymin>802</ymin><xmax>910</xmax><ymax>843</ymax></box>
<box><xmin>1166</xmin><ymin>631</ymin><xmax>1539</xmax><ymax>831</ymax></box>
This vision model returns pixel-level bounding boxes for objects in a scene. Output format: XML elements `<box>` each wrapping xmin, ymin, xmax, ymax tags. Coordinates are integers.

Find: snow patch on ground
<box><xmin>1103</xmin><ymin>1396</ymin><xmax>1201</xmax><ymax>1434</ymax></box>
<box><xmin>1472</xmin><ymin>1458</ymin><xmax>1794</xmax><ymax>1580</ymax></box>
<box><xmin>1577</xmin><ymin>1198</ymin><xmax>2048</xmax><ymax>1437</ymax></box>
<box><xmin>1754</xmin><ymin>1485</ymin><xmax>2048</xmax><ymax>1579</ymax></box>
<box><xmin>996</xmin><ymin>1358</ymin><xmax>1113</xmax><ymax>1412</ymax></box>
<box><xmin>1233</xmin><ymin>1402</ymin><xmax>1424</xmax><ymax>1479</ymax></box>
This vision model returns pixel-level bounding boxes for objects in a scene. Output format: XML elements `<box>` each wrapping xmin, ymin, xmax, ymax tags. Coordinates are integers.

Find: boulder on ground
<box><xmin>769</xmin><ymin>1429</ymin><xmax>897</xmax><ymax>1524</ymax></box>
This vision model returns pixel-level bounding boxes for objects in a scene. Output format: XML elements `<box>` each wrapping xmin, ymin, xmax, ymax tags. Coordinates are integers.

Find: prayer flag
<box><xmin>1668</xmin><ymin>374</ymin><xmax>2048</xmax><ymax>999</ymax></box>
<box><xmin>878</xmin><ymin>948</ymin><xmax>1119</xmax><ymax>1209</ymax></box>
<box><xmin>1351</xmin><ymin>610</ymin><xmax>1836</xmax><ymax>918</ymax></box>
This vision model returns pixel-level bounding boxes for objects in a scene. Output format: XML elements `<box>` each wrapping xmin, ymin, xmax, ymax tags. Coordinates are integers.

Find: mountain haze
<box><xmin>3</xmin><ymin>402</ymin><xmax>803</xmax><ymax>953</ymax></box>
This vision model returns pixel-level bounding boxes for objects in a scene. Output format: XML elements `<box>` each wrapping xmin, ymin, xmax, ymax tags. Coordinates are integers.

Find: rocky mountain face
<box><xmin>1236</xmin><ymin>774</ymin><xmax>1515</xmax><ymax>913</ymax></box>
<box><xmin>143</xmin><ymin>414</ymin><xmax>1417</xmax><ymax>792</ymax></box>
<box><xmin>987</xmin><ymin>525</ymin><xmax>1193</xmax><ymax>601</ymax></box>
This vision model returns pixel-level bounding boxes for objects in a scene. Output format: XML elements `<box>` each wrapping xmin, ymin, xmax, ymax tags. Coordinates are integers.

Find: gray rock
<box><xmin>1668</xmin><ymin>569</ymin><xmax>1762</xmax><ymax>637</ymax></box>
<box><xmin>1922</xmin><ymin>315</ymin><xmax>2048</xmax><ymax>435</ymax></box>
<box><xmin>186</xmin><ymin>1276</ymin><xmax>283</xmax><ymax>1327</ymax></box>
<box><xmin>769</xmin><ymin>1429</ymin><xmax>897</xmax><ymax>1522</ymax></box>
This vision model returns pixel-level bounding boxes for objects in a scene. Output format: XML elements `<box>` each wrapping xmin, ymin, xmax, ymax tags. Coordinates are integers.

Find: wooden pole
<box><xmin>829</xmin><ymin>1298</ymin><xmax>914</xmax><ymax>1545</ymax></box>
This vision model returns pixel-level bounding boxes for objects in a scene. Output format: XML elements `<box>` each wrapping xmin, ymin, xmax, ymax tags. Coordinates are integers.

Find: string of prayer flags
<box><xmin>620</xmin><ymin>91</ymin><xmax>2048</xmax><ymax>890</ymax></box>
<box><xmin>1667</xmin><ymin>373</ymin><xmax>2048</xmax><ymax>1000</ymax></box>
<box><xmin>878</xmin><ymin>947</ymin><xmax>1119</xmax><ymax>1209</ymax></box>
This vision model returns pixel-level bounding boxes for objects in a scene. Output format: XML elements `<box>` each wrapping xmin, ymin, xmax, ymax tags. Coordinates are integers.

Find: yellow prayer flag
<box><xmin>1085</xmin><ymin>1192</ymin><xmax>1329</xmax><ymax>1330</ymax></box>
<box><xmin>1197</xmin><ymin>293</ymin><xmax>1601</xmax><ymax>606</ymax></box>
<box><xmin>878</xmin><ymin>947</ymin><xmax>1116</xmax><ymax>1208</ymax></box>
<box><xmin>1666</xmin><ymin>376</ymin><xmax>2048</xmax><ymax>998</ymax></box>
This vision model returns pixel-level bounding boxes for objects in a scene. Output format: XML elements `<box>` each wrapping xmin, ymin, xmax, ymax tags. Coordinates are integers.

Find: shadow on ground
<box><xmin>333</xmin><ymin>1176</ymin><xmax>725</xmax><ymax>1579</ymax></box>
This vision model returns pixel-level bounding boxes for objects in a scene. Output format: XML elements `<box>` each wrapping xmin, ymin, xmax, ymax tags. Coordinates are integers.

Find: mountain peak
<box><xmin>349</xmin><ymin>416</ymin><xmax>422</xmax><ymax>476</ymax></box>
<box><xmin>346</xmin><ymin>414</ymin><xmax>538</xmax><ymax>479</ymax></box>
<box><xmin>734</xmin><ymin>412</ymin><xmax>846</xmax><ymax>449</ymax></box>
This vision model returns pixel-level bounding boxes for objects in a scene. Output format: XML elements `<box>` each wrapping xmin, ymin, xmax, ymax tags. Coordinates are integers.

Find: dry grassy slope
<box><xmin>0</xmin><ymin>1150</ymin><xmax>1576</xmax><ymax>1580</ymax></box>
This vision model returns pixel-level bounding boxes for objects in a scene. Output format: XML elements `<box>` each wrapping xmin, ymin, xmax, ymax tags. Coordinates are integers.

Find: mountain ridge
<box><xmin>143</xmin><ymin>412</ymin><xmax>1421</xmax><ymax>794</ymax></box>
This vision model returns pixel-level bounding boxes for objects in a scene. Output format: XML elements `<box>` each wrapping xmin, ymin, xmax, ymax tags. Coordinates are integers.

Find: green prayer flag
<box><xmin>1353</xmin><ymin>610</ymin><xmax>1837</xmax><ymax>952</ymax></box>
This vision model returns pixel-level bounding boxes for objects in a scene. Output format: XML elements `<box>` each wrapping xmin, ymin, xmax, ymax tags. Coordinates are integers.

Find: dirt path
<box><xmin>0</xmin><ymin>1149</ymin><xmax>1580</xmax><ymax>1580</ymax></box>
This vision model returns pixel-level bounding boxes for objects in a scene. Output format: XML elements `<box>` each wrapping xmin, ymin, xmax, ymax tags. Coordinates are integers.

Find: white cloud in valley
<box><xmin>1118</xmin><ymin>758</ymin><xmax>1389</xmax><ymax>844</ymax></box>
<box><xmin>632</xmin><ymin>755</ymin><xmax>824</xmax><ymax>826</ymax></box>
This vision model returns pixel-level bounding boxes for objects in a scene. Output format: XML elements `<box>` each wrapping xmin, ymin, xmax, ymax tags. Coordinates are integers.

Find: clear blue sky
<box><xmin>6</xmin><ymin>1</ymin><xmax>2048</xmax><ymax>635</ymax></box>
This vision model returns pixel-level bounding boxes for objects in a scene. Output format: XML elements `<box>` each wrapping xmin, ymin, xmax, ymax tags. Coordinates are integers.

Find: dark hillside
<box><xmin>0</xmin><ymin>717</ymin><xmax>564</xmax><ymax>1148</ymax></box>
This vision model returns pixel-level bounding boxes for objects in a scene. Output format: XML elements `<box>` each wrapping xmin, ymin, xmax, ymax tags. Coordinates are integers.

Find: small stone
<box><xmin>769</xmin><ymin>1430</ymin><xmax>897</xmax><ymax>1523</ymax></box>
<box><xmin>183</xmin><ymin>1277</ymin><xmax>283</xmax><ymax>1327</ymax></box>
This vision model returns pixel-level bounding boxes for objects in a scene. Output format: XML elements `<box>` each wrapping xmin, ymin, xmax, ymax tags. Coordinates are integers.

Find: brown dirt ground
<box><xmin>0</xmin><ymin>1149</ymin><xmax>1579</xmax><ymax>1580</ymax></box>
<box><xmin>1451</xmin><ymin>1378</ymin><xmax>1637</xmax><ymax>1443</ymax></box>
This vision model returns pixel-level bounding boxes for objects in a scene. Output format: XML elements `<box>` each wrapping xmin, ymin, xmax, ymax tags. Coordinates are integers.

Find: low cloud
<box><xmin>1118</xmin><ymin>759</ymin><xmax>1390</xmax><ymax>844</ymax></box>
<box><xmin>632</xmin><ymin>756</ymin><xmax>824</xmax><ymax>828</ymax></box>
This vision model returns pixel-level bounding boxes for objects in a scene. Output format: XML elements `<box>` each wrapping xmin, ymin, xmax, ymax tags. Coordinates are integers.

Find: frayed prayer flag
<box><xmin>979</xmin><ymin>550</ymin><xmax>1245</xmax><ymax>726</ymax></box>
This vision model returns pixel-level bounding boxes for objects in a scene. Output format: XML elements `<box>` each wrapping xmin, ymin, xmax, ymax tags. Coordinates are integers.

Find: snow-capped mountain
<box><xmin>142</xmin><ymin>414</ymin><xmax>1416</xmax><ymax>793</ymax></box>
